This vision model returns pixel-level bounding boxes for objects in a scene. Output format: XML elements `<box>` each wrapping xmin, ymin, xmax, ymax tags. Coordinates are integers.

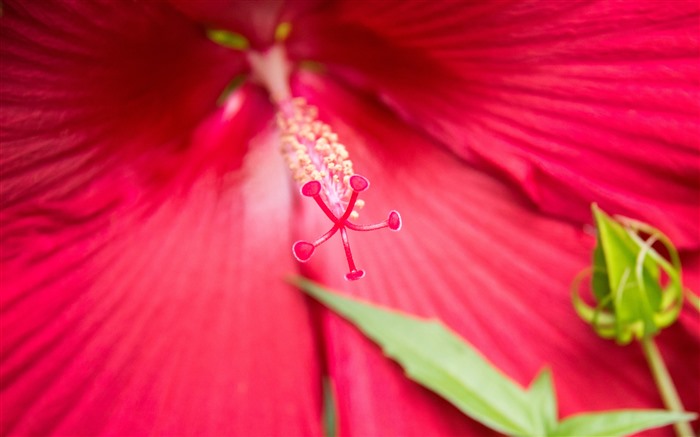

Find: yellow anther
<box><xmin>277</xmin><ymin>97</ymin><xmax>359</xmax><ymax>207</ymax></box>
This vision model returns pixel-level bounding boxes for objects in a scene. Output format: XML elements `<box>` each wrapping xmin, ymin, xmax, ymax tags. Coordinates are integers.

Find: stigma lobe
<box><xmin>293</xmin><ymin>175</ymin><xmax>402</xmax><ymax>281</ymax></box>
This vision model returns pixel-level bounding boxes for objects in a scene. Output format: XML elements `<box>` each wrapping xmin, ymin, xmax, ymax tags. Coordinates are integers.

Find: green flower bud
<box><xmin>572</xmin><ymin>204</ymin><xmax>683</xmax><ymax>344</ymax></box>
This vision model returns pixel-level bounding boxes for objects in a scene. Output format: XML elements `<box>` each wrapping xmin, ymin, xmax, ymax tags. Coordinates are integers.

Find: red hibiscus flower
<box><xmin>1</xmin><ymin>1</ymin><xmax>698</xmax><ymax>436</ymax></box>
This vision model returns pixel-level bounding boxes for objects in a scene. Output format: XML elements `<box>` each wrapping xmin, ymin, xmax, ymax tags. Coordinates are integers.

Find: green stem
<box><xmin>639</xmin><ymin>336</ymin><xmax>695</xmax><ymax>437</ymax></box>
<box><xmin>685</xmin><ymin>289</ymin><xmax>700</xmax><ymax>313</ymax></box>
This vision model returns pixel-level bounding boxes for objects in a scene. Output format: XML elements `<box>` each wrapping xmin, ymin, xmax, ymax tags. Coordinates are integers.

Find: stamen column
<box><xmin>248</xmin><ymin>45</ymin><xmax>401</xmax><ymax>280</ymax></box>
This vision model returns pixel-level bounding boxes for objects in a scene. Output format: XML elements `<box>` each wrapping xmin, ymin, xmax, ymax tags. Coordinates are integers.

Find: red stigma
<box><xmin>292</xmin><ymin>174</ymin><xmax>401</xmax><ymax>281</ymax></box>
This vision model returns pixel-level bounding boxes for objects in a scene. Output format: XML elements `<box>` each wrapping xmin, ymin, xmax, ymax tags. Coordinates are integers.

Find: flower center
<box><xmin>247</xmin><ymin>45</ymin><xmax>401</xmax><ymax>281</ymax></box>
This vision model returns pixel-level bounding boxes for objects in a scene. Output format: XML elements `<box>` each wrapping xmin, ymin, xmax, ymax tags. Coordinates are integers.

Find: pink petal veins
<box><xmin>287</xmin><ymin>0</ymin><xmax>700</xmax><ymax>249</ymax></box>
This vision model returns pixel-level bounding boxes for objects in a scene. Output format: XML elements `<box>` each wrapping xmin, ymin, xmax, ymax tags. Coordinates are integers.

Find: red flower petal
<box><xmin>1</xmin><ymin>0</ymin><xmax>245</xmax><ymax>207</ymax></box>
<box><xmin>288</xmin><ymin>1</ymin><xmax>700</xmax><ymax>249</ymax></box>
<box><xmin>1</xmin><ymin>128</ymin><xmax>322</xmax><ymax>435</ymax></box>
<box><xmin>293</xmin><ymin>74</ymin><xmax>699</xmax><ymax>436</ymax></box>
<box><xmin>1</xmin><ymin>2</ymin><xmax>327</xmax><ymax>433</ymax></box>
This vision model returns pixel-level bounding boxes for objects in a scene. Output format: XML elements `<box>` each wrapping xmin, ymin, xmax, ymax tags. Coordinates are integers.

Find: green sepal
<box><xmin>275</xmin><ymin>22</ymin><xmax>292</xmax><ymax>41</ymax></box>
<box><xmin>206</xmin><ymin>29</ymin><xmax>249</xmax><ymax>50</ymax></box>
<box><xmin>216</xmin><ymin>75</ymin><xmax>247</xmax><ymax>106</ymax></box>
<box><xmin>551</xmin><ymin>410</ymin><xmax>696</xmax><ymax>437</ymax></box>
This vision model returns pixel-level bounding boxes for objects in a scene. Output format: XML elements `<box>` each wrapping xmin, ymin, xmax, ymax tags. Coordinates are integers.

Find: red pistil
<box><xmin>292</xmin><ymin>174</ymin><xmax>401</xmax><ymax>281</ymax></box>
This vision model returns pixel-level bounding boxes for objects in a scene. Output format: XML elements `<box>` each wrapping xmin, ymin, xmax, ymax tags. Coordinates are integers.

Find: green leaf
<box><xmin>551</xmin><ymin>410</ymin><xmax>696</xmax><ymax>437</ymax></box>
<box><xmin>297</xmin><ymin>278</ymin><xmax>694</xmax><ymax>437</ymax></box>
<box><xmin>528</xmin><ymin>369</ymin><xmax>558</xmax><ymax>434</ymax></box>
<box><xmin>322</xmin><ymin>377</ymin><xmax>338</xmax><ymax>437</ymax></box>
<box><xmin>294</xmin><ymin>277</ymin><xmax>539</xmax><ymax>436</ymax></box>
